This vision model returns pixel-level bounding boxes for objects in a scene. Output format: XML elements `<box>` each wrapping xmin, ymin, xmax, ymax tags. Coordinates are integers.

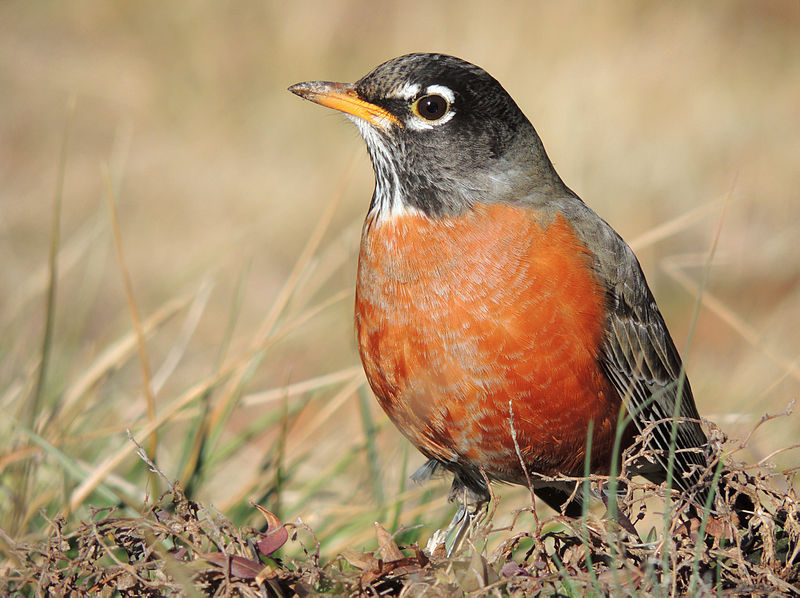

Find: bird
<box><xmin>289</xmin><ymin>53</ymin><xmax>716</xmax><ymax>549</ymax></box>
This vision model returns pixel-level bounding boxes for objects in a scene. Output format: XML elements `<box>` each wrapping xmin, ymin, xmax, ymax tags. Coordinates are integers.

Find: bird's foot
<box><xmin>426</xmin><ymin>499</ymin><xmax>488</xmax><ymax>557</ymax></box>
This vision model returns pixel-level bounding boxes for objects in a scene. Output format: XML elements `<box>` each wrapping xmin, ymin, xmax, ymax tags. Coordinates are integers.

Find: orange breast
<box><xmin>355</xmin><ymin>203</ymin><xmax>621</xmax><ymax>483</ymax></box>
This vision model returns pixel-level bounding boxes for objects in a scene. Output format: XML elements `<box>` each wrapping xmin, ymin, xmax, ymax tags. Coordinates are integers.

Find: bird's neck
<box><xmin>356</xmin><ymin>118</ymin><xmax>571</xmax><ymax>222</ymax></box>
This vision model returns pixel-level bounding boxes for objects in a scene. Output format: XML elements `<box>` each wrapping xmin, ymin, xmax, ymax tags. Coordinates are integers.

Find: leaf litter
<box><xmin>1</xmin><ymin>413</ymin><xmax>798</xmax><ymax>596</ymax></box>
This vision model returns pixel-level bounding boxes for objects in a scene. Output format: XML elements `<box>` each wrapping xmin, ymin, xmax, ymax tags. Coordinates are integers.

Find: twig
<box><xmin>737</xmin><ymin>399</ymin><xmax>795</xmax><ymax>451</ymax></box>
<box><xmin>508</xmin><ymin>399</ymin><xmax>538</xmax><ymax>527</ymax></box>
<box><xmin>127</xmin><ymin>429</ymin><xmax>174</xmax><ymax>493</ymax></box>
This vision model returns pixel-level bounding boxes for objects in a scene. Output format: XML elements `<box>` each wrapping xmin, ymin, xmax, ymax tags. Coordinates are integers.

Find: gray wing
<box><xmin>570</xmin><ymin>202</ymin><xmax>710</xmax><ymax>493</ymax></box>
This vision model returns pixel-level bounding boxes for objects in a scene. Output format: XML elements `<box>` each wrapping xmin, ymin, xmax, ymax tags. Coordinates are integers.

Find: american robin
<box><xmin>290</xmin><ymin>53</ymin><xmax>714</xmax><ymax>544</ymax></box>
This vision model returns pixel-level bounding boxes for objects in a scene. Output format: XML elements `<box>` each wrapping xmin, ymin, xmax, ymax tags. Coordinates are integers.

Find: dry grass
<box><xmin>3</xmin><ymin>426</ymin><xmax>798</xmax><ymax>595</ymax></box>
<box><xmin>1</xmin><ymin>1</ymin><xmax>799</xmax><ymax>595</ymax></box>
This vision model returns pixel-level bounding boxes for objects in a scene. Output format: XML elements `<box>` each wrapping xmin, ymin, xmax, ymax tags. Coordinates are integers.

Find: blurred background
<box><xmin>1</xmin><ymin>1</ymin><xmax>798</xmax><ymax>553</ymax></box>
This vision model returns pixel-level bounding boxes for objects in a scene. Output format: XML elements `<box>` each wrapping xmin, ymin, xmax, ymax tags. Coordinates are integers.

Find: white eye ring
<box><xmin>424</xmin><ymin>84</ymin><xmax>455</xmax><ymax>104</ymax></box>
<box><xmin>407</xmin><ymin>84</ymin><xmax>456</xmax><ymax>130</ymax></box>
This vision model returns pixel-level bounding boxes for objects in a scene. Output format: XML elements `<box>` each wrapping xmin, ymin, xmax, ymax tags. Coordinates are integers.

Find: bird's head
<box><xmin>290</xmin><ymin>53</ymin><xmax>563</xmax><ymax>219</ymax></box>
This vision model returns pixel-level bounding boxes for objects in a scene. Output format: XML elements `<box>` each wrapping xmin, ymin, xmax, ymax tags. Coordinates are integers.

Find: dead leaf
<box><xmin>255</xmin><ymin>563</ymin><xmax>280</xmax><ymax>585</ymax></box>
<box><xmin>340</xmin><ymin>549</ymin><xmax>371</xmax><ymax>570</ymax></box>
<box><xmin>705</xmin><ymin>516</ymin><xmax>734</xmax><ymax>541</ymax></box>
<box><xmin>411</xmin><ymin>543</ymin><xmax>429</xmax><ymax>568</ymax></box>
<box><xmin>500</xmin><ymin>561</ymin><xmax>531</xmax><ymax>578</ymax></box>
<box><xmin>374</xmin><ymin>522</ymin><xmax>404</xmax><ymax>562</ymax></box>
<box><xmin>359</xmin><ymin>556</ymin><xmax>427</xmax><ymax>588</ymax></box>
<box><xmin>201</xmin><ymin>552</ymin><xmax>266</xmax><ymax>579</ymax></box>
<box><xmin>253</xmin><ymin>505</ymin><xmax>289</xmax><ymax>556</ymax></box>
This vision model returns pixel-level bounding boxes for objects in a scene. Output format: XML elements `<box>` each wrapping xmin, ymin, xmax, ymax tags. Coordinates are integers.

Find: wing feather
<box><xmin>565</xmin><ymin>201</ymin><xmax>710</xmax><ymax>493</ymax></box>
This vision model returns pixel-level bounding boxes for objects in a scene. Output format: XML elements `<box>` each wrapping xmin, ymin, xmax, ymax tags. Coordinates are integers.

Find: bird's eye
<box><xmin>412</xmin><ymin>94</ymin><xmax>449</xmax><ymax>121</ymax></box>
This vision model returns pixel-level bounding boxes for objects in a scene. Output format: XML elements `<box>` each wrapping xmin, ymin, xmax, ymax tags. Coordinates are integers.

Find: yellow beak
<box><xmin>288</xmin><ymin>81</ymin><xmax>400</xmax><ymax>128</ymax></box>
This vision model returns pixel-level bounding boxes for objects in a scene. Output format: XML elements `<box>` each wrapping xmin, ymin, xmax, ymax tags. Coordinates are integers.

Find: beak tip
<box><xmin>288</xmin><ymin>82</ymin><xmax>309</xmax><ymax>97</ymax></box>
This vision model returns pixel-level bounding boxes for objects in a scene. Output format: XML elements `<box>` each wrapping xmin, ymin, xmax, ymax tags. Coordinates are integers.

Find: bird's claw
<box><xmin>427</xmin><ymin>500</ymin><xmax>487</xmax><ymax>557</ymax></box>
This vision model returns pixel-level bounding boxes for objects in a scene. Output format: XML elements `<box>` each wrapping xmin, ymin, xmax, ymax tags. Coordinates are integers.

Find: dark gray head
<box><xmin>290</xmin><ymin>53</ymin><xmax>566</xmax><ymax>218</ymax></box>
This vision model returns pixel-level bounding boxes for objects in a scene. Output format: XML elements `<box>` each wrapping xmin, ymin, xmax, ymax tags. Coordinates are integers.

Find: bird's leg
<box><xmin>423</xmin><ymin>472</ymin><xmax>490</xmax><ymax>556</ymax></box>
<box><xmin>443</xmin><ymin>490</ymin><xmax>488</xmax><ymax>557</ymax></box>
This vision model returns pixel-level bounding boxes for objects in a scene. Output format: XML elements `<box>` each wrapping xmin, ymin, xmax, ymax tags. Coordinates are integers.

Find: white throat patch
<box><xmin>350</xmin><ymin>116</ymin><xmax>423</xmax><ymax>224</ymax></box>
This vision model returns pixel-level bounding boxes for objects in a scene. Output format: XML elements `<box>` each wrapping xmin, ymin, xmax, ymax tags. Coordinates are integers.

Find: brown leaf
<box><xmin>201</xmin><ymin>552</ymin><xmax>267</xmax><ymax>579</ymax></box>
<box><xmin>254</xmin><ymin>504</ymin><xmax>283</xmax><ymax>532</ymax></box>
<box><xmin>253</xmin><ymin>505</ymin><xmax>289</xmax><ymax>556</ymax></box>
<box><xmin>410</xmin><ymin>543</ymin><xmax>430</xmax><ymax>568</ymax></box>
<box><xmin>374</xmin><ymin>522</ymin><xmax>404</xmax><ymax>562</ymax></box>
<box><xmin>254</xmin><ymin>564</ymin><xmax>279</xmax><ymax>585</ymax></box>
<box><xmin>359</xmin><ymin>556</ymin><xmax>426</xmax><ymax>588</ymax></box>
<box><xmin>431</xmin><ymin>540</ymin><xmax>447</xmax><ymax>559</ymax></box>
<box><xmin>500</xmin><ymin>561</ymin><xmax>532</xmax><ymax>578</ymax></box>
<box><xmin>359</xmin><ymin>557</ymin><xmax>385</xmax><ymax>587</ymax></box>
<box><xmin>340</xmin><ymin>549</ymin><xmax>371</xmax><ymax>570</ymax></box>
<box><xmin>258</xmin><ymin>526</ymin><xmax>289</xmax><ymax>557</ymax></box>
<box><xmin>705</xmin><ymin>516</ymin><xmax>734</xmax><ymax>541</ymax></box>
